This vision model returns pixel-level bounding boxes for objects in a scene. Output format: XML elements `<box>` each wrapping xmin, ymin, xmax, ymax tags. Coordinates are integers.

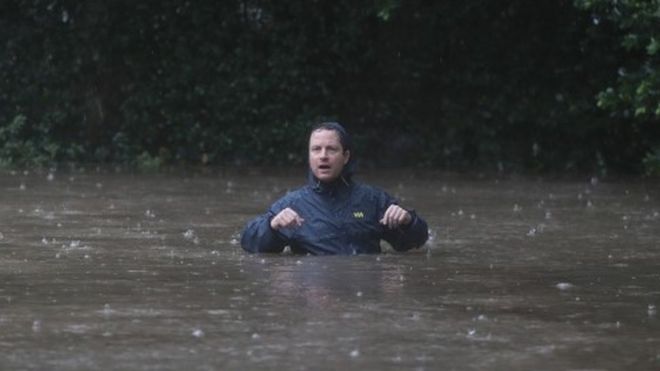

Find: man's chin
<box><xmin>314</xmin><ymin>172</ymin><xmax>337</xmax><ymax>182</ymax></box>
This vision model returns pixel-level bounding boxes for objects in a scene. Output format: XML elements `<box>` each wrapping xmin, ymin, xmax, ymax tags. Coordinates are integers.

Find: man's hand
<box><xmin>380</xmin><ymin>204</ymin><xmax>412</xmax><ymax>229</ymax></box>
<box><xmin>270</xmin><ymin>208</ymin><xmax>305</xmax><ymax>230</ymax></box>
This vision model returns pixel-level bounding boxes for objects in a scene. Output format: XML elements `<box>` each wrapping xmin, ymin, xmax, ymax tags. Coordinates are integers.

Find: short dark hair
<box><xmin>310</xmin><ymin>122</ymin><xmax>352</xmax><ymax>153</ymax></box>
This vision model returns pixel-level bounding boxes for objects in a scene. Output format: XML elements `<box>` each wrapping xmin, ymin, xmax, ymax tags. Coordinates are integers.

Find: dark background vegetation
<box><xmin>1</xmin><ymin>0</ymin><xmax>659</xmax><ymax>175</ymax></box>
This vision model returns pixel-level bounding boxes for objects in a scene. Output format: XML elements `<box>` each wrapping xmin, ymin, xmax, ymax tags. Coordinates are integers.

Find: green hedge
<box><xmin>1</xmin><ymin>0</ymin><xmax>658</xmax><ymax>174</ymax></box>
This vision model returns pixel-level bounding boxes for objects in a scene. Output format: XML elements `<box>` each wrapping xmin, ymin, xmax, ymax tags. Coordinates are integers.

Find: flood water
<box><xmin>1</xmin><ymin>168</ymin><xmax>659</xmax><ymax>370</ymax></box>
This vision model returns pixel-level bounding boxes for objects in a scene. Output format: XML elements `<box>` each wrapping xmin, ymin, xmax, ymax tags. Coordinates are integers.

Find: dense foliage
<box><xmin>576</xmin><ymin>0</ymin><xmax>660</xmax><ymax>175</ymax></box>
<box><xmin>1</xmin><ymin>0</ymin><xmax>658</xmax><ymax>174</ymax></box>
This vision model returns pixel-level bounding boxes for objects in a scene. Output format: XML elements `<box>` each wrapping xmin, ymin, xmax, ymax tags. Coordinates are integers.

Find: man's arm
<box><xmin>240</xmin><ymin>213</ymin><xmax>288</xmax><ymax>253</ymax></box>
<box><xmin>240</xmin><ymin>192</ymin><xmax>305</xmax><ymax>253</ymax></box>
<box><xmin>381</xmin><ymin>206</ymin><xmax>429</xmax><ymax>251</ymax></box>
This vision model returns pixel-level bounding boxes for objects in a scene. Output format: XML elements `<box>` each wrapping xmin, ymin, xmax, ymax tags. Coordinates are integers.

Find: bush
<box><xmin>1</xmin><ymin>0</ymin><xmax>657</xmax><ymax>174</ymax></box>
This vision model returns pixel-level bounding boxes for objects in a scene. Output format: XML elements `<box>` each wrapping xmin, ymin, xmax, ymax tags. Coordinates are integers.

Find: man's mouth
<box><xmin>318</xmin><ymin>164</ymin><xmax>331</xmax><ymax>171</ymax></box>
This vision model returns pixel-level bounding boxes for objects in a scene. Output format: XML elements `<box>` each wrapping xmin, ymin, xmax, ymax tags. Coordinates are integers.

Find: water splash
<box><xmin>526</xmin><ymin>228</ymin><xmax>537</xmax><ymax>237</ymax></box>
<box><xmin>183</xmin><ymin>229</ymin><xmax>200</xmax><ymax>244</ymax></box>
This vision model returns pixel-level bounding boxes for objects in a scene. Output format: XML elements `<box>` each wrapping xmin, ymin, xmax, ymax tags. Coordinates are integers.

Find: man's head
<box><xmin>308</xmin><ymin>122</ymin><xmax>352</xmax><ymax>183</ymax></box>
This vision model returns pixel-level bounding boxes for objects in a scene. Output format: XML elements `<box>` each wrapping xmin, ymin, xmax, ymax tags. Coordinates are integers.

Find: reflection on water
<box><xmin>0</xmin><ymin>168</ymin><xmax>659</xmax><ymax>370</ymax></box>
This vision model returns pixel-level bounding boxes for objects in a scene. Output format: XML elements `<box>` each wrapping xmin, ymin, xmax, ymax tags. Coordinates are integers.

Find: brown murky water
<box><xmin>1</xmin><ymin>168</ymin><xmax>659</xmax><ymax>370</ymax></box>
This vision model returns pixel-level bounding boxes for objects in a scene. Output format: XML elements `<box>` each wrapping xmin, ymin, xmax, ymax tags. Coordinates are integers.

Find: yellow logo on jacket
<box><xmin>353</xmin><ymin>211</ymin><xmax>365</xmax><ymax>219</ymax></box>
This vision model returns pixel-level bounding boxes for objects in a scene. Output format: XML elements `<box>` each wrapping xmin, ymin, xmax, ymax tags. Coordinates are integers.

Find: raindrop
<box><xmin>183</xmin><ymin>229</ymin><xmax>195</xmax><ymax>240</ymax></box>
<box><xmin>32</xmin><ymin>320</ymin><xmax>42</xmax><ymax>332</ymax></box>
<box><xmin>590</xmin><ymin>176</ymin><xmax>599</xmax><ymax>186</ymax></box>
<box><xmin>526</xmin><ymin>227</ymin><xmax>537</xmax><ymax>237</ymax></box>
<box><xmin>467</xmin><ymin>328</ymin><xmax>476</xmax><ymax>337</ymax></box>
<box><xmin>47</xmin><ymin>173</ymin><xmax>55</xmax><ymax>181</ymax></box>
<box><xmin>513</xmin><ymin>204</ymin><xmax>522</xmax><ymax>212</ymax></box>
<box><xmin>556</xmin><ymin>282</ymin><xmax>573</xmax><ymax>290</ymax></box>
<box><xmin>349</xmin><ymin>349</ymin><xmax>360</xmax><ymax>358</ymax></box>
<box><xmin>61</xmin><ymin>10</ymin><xmax>69</xmax><ymax>23</ymax></box>
<box><xmin>20</xmin><ymin>183</ymin><xmax>26</xmax><ymax>191</ymax></box>
<box><xmin>356</xmin><ymin>291</ymin><xmax>363</xmax><ymax>297</ymax></box>
<box><xmin>649</xmin><ymin>304</ymin><xmax>657</xmax><ymax>317</ymax></box>
<box><xmin>145</xmin><ymin>209</ymin><xmax>156</xmax><ymax>218</ymax></box>
<box><xmin>251</xmin><ymin>333</ymin><xmax>260</xmax><ymax>340</ymax></box>
<box><xmin>545</xmin><ymin>211</ymin><xmax>552</xmax><ymax>219</ymax></box>
<box><xmin>192</xmin><ymin>328</ymin><xmax>204</xmax><ymax>338</ymax></box>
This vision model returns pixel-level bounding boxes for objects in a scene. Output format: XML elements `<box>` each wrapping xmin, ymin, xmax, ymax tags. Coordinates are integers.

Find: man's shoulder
<box><xmin>349</xmin><ymin>181</ymin><xmax>392</xmax><ymax>204</ymax></box>
<box><xmin>279</xmin><ymin>185</ymin><xmax>309</xmax><ymax>200</ymax></box>
<box><xmin>265</xmin><ymin>185</ymin><xmax>308</xmax><ymax>214</ymax></box>
<box><xmin>351</xmin><ymin>181</ymin><xmax>387</xmax><ymax>195</ymax></box>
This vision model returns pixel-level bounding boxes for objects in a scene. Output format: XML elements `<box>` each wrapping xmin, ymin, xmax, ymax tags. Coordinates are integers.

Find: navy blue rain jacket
<box><xmin>240</xmin><ymin>178</ymin><xmax>429</xmax><ymax>255</ymax></box>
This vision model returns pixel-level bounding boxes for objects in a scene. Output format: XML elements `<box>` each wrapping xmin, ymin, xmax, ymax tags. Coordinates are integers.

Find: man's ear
<box><xmin>343</xmin><ymin>150</ymin><xmax>350</xmax><ymax>165</ymax></box>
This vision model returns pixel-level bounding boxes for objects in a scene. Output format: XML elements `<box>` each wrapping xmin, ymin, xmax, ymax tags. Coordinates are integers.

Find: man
<box><xmin>240</xmin><ymin>122</ymin><xmax>429</xmax><ymax>255</ymax></box>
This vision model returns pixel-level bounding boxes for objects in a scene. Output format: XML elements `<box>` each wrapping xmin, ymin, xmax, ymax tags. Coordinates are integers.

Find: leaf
<box><xmin>646</xmin><ymin>37</ymin><xmax>660</xmax><ymax>55</ymax></box>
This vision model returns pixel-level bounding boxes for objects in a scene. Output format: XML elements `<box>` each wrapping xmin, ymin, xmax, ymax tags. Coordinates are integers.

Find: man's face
<box><xmin>308</xmin><ymin>129</ymin><xmax>350</xmax><ymax>183</ymax></box>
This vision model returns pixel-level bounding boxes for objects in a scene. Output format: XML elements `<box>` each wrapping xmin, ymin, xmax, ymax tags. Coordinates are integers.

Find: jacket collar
<box><xmin>308</xmin><ymin>174</ymin><xmax>352</xmax><ymax>195</ymax></box>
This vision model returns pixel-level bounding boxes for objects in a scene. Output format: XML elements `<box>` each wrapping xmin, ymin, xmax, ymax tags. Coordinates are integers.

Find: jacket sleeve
<box><xmin>240</xmin><ymin>213</ymin><xmax>287</xmax><ymax>253</ymax></box>
<box><xmin>240</xmin><ymin>197</ymin><xmax>291</xmax><ymax>253</ymax></box>
<box><xmin>382</xmin><ymin>209</ymin><xmax>429</xmax><ymax>251</ymax></box>
<box><xmin>375</xmin><ymin>188</ymin><xmax>429</xmax><ymax>251</ymax></box>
